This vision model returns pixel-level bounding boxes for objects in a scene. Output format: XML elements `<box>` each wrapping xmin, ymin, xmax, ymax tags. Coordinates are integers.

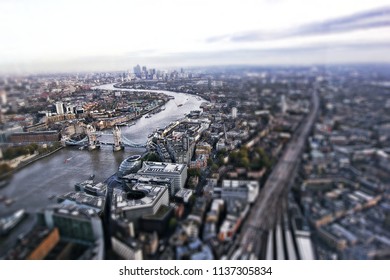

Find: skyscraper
<box><xmin>55</xmin><ymin>101</ymin><xmax>64</xmax><ymax>115</ymax></box>
<box><xmin>281</xmin><ymin>95</ymin><xmax>287</xmax><ymax>114</ymax></box>
<box><xmin>133</xmin><ymin>64</ymin><xmax>141</xmax><ymax>77</ymax></box>
<box><xmin>0</xmin><ymin>89</ymin><xmax>7</xmax><ymax>105</ymax></box>
<box><xmin>232</xmin><ymin>107</ymin><xmax>237</xmax><ymax>119</ymax></box>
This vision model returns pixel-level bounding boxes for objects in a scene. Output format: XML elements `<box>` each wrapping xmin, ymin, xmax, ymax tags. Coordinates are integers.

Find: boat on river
<box><xmin>0</xmin><ymin>209</ymin><xmax>26</xmax><ymax>236</ymax></box>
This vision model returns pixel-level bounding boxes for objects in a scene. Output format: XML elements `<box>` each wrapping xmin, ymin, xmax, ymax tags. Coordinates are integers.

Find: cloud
<box><xmin>207</xmin><ymin>6</ymin><xmax>390</xmax><ymax>43</ymax></box>
<box><xmin>144</xmin><ymin>40</ymin><xmax>390</xmax><ymax>68</ymax></box>
<box><xmin>1</xmin><ymin>38</ymin><xmax>389</xmax><ymax>74</ymax></box>
<box><xmin>181</xmin><ymin>41</ymin><xmax>390</xmax><ymax>58</ymax></box>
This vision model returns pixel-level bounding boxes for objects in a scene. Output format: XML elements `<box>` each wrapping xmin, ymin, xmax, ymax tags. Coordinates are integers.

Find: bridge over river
<box><xmin>0</xmin><ymin>83</ymin><xmax>206</xmax><ymax>256</ymax></box>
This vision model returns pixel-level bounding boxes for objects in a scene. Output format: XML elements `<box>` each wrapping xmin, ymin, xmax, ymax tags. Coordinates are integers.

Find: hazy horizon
<box><xmin>1</xmin><ymin>0</ymin><xmax>390</xmax><ymax>74</ymax></box>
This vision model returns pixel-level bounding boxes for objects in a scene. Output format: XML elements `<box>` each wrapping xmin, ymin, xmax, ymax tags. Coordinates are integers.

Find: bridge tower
<box><xmin>281</xmin><ymin>95</ymin><xmax>288</xmax><ymax>114</ymax></box>
<box><xmin>112</xmin><ymin>126</ymin><xmax>124</xmax><ymax>151</ymax></box>
<box><xmin>60</xmin><ymin>135</ymin><xmax>68</xmax><ymax>147</ymax></box>
<box><xmin>86</xmin><ymin>125</ymin><xmax>100</xmax><ymax>150</ymax></box>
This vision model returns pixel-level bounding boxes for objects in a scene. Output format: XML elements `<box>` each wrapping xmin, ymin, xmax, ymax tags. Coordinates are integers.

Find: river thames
<box><xmin>0</xmin><ymin>84</ymin><xmax>205</xmax><ymax>255</ymax></box>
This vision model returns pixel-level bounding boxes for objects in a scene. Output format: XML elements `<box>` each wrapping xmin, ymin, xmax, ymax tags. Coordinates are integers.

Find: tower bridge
<box><xmin>62</xmin><ymin>125</ymin><xmax>147</xmax><ymax>151</ymax></box>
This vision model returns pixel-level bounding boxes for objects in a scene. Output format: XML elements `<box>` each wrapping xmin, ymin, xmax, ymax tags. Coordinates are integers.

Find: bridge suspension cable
<box><xmin>121</xmin><ymin>136</ymin><xmax>146</xmax><ymax>148</ymax></box>
<box><xmin>64</xmin><ymin>136</ymin><xmax>88</xmax><ymax>146</ymax></box>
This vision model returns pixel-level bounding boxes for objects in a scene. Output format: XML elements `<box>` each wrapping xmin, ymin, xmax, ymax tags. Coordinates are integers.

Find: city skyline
<box><xmin>1</xmin><ymin>0</ymin><xmax>390</xmax><ymax>74</ymax></box>
<box><xmin>1</xmin><ymin>62</ymin><xmax>390</xmax><ymax>259</ymax></box>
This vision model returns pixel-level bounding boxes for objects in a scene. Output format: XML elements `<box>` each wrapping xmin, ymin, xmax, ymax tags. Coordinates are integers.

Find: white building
<box><xmin>138</xmin><ymin>161</ymin><xmax>187</xmax><ymax>192</ymax></box>
<box><xmin>220</xmin><ymin>180</ymin><xmax>260</xmax><ymax>211</ymax></box>
<box><xmin>175</xmin><ymin>189</ymin><xmax>193</xmax><ymax>203</ymax></box>
<box><xmin>231</xmin><ymin>107</ymin><xmax>237</xmax><ymax>119</ymax></box>
<box><xmin>281</xmin><ymin>95</ymin><xmax>287</xmax><ymax>114</ymax></box>
<box><xmin>55</xmin><ymin>101</ymin><xmax>64</xmax><ymax>115</ymax></box>
<box><xmin>216</xmin><ymin>139</ymin><xmax>226</xmax><ymax>151</ymax></box>
<box><xmin>0</xmin><ymin>90</ymin><xmax>7</xmax><ymax>105</ymax></box>
<box><xmin>123</xmin><ymin>173</ymin><xmax>174</xmax><ymax>196</ymax></box>
<box><xmin>65</xmin><ymin>104</ymin><xmax>75</xmax><ymax>114</ymax></box>
<box><xmin>111</xmin><ymin>183</ymin><xmax>169</xmax><ymax>222</ymax></box>
<box><xmin>111</xmin><ymin>237</ymin><xmax>143</xmax><ymax>260</ymax></box>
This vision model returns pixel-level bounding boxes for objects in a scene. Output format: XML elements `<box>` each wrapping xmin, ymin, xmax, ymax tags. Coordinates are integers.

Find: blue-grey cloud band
<box><xmin>207</xmin><ymin>6</ymin><xmax>390</xmax><ymax>43</ymax></box>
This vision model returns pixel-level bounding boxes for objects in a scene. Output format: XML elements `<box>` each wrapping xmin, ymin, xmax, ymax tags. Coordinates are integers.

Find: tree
<box><xmin>229</xmin><ymin>147</ymin><xmax>250</xmax><ymax>168</ymax></box>
<box><xmin>255</xmin><ymin>147</ymin><xmax>272</xmax><ymax>169</ymax></box>
<box><xmin>0</xmin><ymin>163</ymin><xmax>12</xmax><ymax>174</ymax></box>
<box><xmin>211</xmin><ymin>163</ymin><xmax>219</xmax><ymax>172</ymax></box>
<box><xmin>168</xmin><ymin>217</ymin><xmax>177</xmax><ymax>231</ymax></box>
<box><xmin>3</xmin><ymin>146</ymin><xmax>30</xmax><ymax>160</ymax></box>
<box><xmin>188</xmin><ymin>168</ymin><xmax>201</xmax><ymax>177</ymax></box>
<box><xmin>216</xmin><ymin>148</ymin><xmax>228</xmax><ymax>157</ymax></box>
<box><xmin>240</xmin><ymin>157</ymin><xmax>250</xmax><ymax>168</ymax></box>
<box><xmin>143</xmin><ymin>152</ymin><xmax>162</xmax><ymax>162</ymax></box>
<box><xmin>189</xmin><ymin>194</ymin><xmax>196</xmax><ymax>205</ymax></box>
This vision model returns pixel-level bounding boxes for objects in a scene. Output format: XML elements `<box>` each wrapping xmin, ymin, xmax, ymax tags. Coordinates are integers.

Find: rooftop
<box><xmin>75</xmin><ymin>180</ymin><xmax>107</xmax><ymax>196</ymax></box>
<box><xmin>175</xmin><ymin>189</ymin><xmax>193</xmax><ymax>198</ymax></box>
<box><xmin>123</xmin><ymin>173</ymin><xmax>172</xmax><ymax>184</ymax></box>
<box><xmin>4</xmin><ymin>227</ymin><xmax>58</xmax><ymax>260</ymax></box>
<box><xmin>142</xmin><ymin>204</ymin><xmax>172</xmax><ymax>220</ymax></box>
<box><xmin>57</xmin><ymin>192</ymin><xmax>105</xmax><ymax>211</ymax></box>
<box><xmin>140</xmin><ymin>161</ymin><xmax>186</xmax><ymax>174</ymax></box>
<box><xmin>44</xmin><ymin>203</ymin><xmax>100</xmax><ymax>219</ymax></box>
<box><xmin>112</xmin><ymin>183</ymin><xmax>168</xmax><ymax>212</ymax></box>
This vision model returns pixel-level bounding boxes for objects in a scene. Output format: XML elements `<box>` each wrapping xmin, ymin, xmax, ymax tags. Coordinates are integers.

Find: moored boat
<box><xmin>0</xmin><ymin>209</ymin><xmax>27</xmax><ymax>236</ymax></box>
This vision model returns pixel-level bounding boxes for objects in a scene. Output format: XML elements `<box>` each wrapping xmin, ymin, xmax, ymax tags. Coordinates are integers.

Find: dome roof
<box><xmin>118</xmin><ymin>155</ymin><xmax>142</xmax><ymax>177</ymax></box>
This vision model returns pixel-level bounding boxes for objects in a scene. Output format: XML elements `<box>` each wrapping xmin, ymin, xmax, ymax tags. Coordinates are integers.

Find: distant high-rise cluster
<box><xmin>132</xmin><ymin>64</ymin><xmax>159</xmax><ymax>80</ymax></box>
<box><xmin>131</xmin><ymin>64</ymin><xmax>189</xmax><ymax>80</ymax></box>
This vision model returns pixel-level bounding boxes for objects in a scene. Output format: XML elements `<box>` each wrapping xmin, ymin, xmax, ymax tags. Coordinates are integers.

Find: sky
<box><xmin>0</xmin><ymin>0</ymin><xmax>390</xmax><ymax>73</ymax></box>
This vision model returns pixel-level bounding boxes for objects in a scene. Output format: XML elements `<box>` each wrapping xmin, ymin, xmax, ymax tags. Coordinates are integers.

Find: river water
<box><xmin>0</xmin><ymin>84</ymin><xmax>205</xmax><ymax>256</ymax></box>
